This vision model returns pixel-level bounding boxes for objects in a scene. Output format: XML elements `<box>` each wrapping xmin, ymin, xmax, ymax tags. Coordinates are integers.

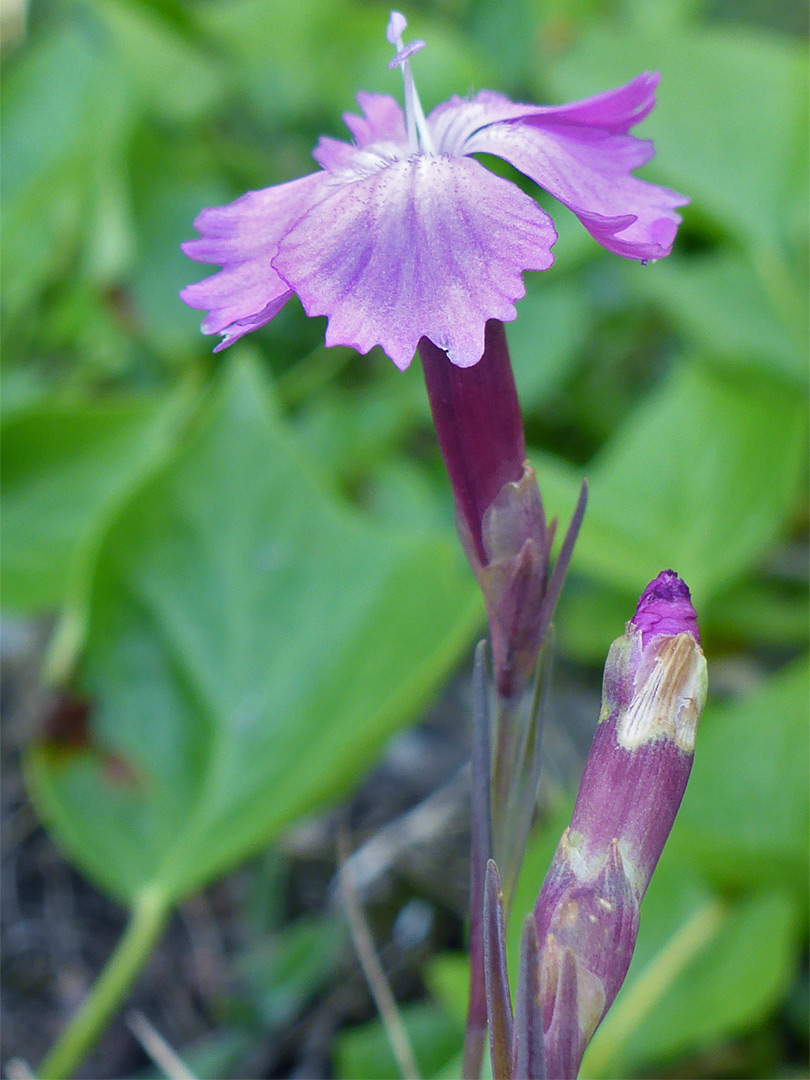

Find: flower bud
<box><xmin>533</xmin><ymin>570</ymin><xmax>707</xmax><ymax>1078</ymax></box>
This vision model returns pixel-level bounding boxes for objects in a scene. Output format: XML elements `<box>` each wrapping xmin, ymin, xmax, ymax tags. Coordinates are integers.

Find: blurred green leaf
<box><xmin>201</xmin><ymin>0</ymin><xmax>491</xmax><ymax>126</ymax></box>
<box><xmin>708</xmin><ymin>577</ymin><xmax>809</xmax><ymax>648</ymax></box>
<box><xmin>237</xmin><ymin>915</ymin><xmax>344</xmax><ymax>1031</ymax></box>
<box><xmin>1</xmin><ymin>394</ymin><xmax>186</xmax><ymax>612</ymax></box>
<box><xmin>555</xmin><ymin>577</ymin><xmax>632</xmax><ymax>664</ymax></box>
<box><xmin>128</xmin><ymin>128</ymin><xmax>232</xmax><ymax>359</ymax></box>
<box><xmin>531</xmin><ymin>359</ymin><xmax>807</xmax><ymax>603</ymax></box>
<box><xmin>507</xmin><ymin>276</ymin><xmax>593</xmax><ymax>411</ymax></box>
<box><xmin>1</xmin><ymin>17</ymin><xmax>102</xmax><ymax>205</ymax></box>
<box><xmin>466</xmin><ymin>0</ymin><xmax>537</xmax><ymax>90</ymax></box>
<box><xmin>630</xmin><ymin>253</ymin><xmax>808</xmax><ymax>388</ymax></box>
<box><xmin>672</xmin><ymin>659</ymin><xmax>810</xmax><ymax>891</ymax></box>
<box><xmin>27</xmin><ymin>357</ymin><xmax>480</xmax><ymax>903</ymax></box>
<box><xmin>583</xmin><ymin>872</ymin><xmax>802</xmax><ymax>1077</ymax></box>
<box><xmin>334</xmin><ymin>1001</ymin><xmax>463</xmax><ymax>1080</ymax></box>
<box><xmin>363</xmin><ymin>457</ymin><xmax>452</xmax><ymax>536</ymax></box>
<box><xmin>292</xmin><ymin>365</ymin><xmax>430</xmax><ymax>488</ymax></box>
<box><xmin>85</xmin><ymin>0</ymin><xmax>227</xmax><ymax>123</ymax></box>
<box><xmin>425</xmin><ymin>952</ymin><xmax>470</xmax><ymax>1029</ymax></box>
<box><xmin>1</xmin><ymin>17</ymin><xmax>126</xmax><ymax>318</ymax></box>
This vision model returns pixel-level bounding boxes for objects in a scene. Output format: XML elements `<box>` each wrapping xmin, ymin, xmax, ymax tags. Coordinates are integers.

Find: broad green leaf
<box><xmin>507</xmin><ymin>276</ymin><xmax>593</xmax><ymax>411</ymax></box>
<box><xmin>672</xmin><ymin>659</ymin><xmax>810</xmax><ymax>890</ymax></box>
<box><xmin>546</xmin><ymin>13</ymin><xmax>808</xmax><ymax>250</ymax></box>
<box><xmin>85</xmin><ymin>0</ymin><xmax>226</xmax><ymax>122</ymax></box>
<box><xmin>708</xmin><ymin>578</ymin><xmax>810</xmax><ymax>648</ymax></box>
<box><xmin>630</xmin><ymin>252</ymin><xmax>808</xmax><ymax>388</ymax></box>
<box><xmin>1</xmin><ymin>396</ymin><xmax>185</xmax><ymax>613</ymax></box>
<box><xmin>293</xmin><ymin>365</ymin><xmax>428</xmax><ymax>478</ymax></box>
<box><xmin>364</xmin><ymin>458</ymin><xmax>453</xmax><ymax>536</ymax></box>
<box><xmin>26</xmin><ymin>358</ymin><xmax>480</xmax><ymax>904</ymax></box>
<box><xmin>237</xmin><ymin>916</ymin><xmax>345</xmax><ymax>1031</ymax></box>
<box><xmin>334</xmin><ymin>1002</ymin><xmax>463</xmax><ymax>1080</ymax></box>
<box><xmin>583</xmin><ymin>872</ymin><xmax>802</xmax><ymax>1077</ymax></box>
<box><xmin>530</xmin><ymin>359</ymin><xmax>807</xmax><ymax>604</ymax></box>
<box><xmin>128</xmin><ymin>129</ymin><xmax>232</xmax><ymax>359</ymax></box>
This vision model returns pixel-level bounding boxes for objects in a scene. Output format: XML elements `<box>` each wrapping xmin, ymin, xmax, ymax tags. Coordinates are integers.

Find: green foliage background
<box><xmin>2</xmin><ymin>0</ymin><xmax>807</xmax><ymax>1076</ymax></box>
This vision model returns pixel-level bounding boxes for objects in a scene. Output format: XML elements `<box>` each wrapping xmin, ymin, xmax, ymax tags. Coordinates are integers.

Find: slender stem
<box><xmin>464</xmin><ymin>643</ymin><xmax>493</xmax><ymax>1080</ymax></box>
<box><xmin>38</xmin><ymin>887</ymin><xmax>171</xmax><ymax>1080</ymax></box>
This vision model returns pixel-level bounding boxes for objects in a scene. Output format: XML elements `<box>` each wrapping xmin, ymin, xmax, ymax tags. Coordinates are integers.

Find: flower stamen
<box><xmin>386</xmin><ymin>11</ymin><xmax>435</xmax><ymax>155</ymax></box>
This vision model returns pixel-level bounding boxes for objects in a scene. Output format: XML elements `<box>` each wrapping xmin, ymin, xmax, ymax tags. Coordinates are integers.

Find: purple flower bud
<box><xmin>533</xmin><ymin>571</ymin><xmax>707</xmax><ymax>1078</ymax></box>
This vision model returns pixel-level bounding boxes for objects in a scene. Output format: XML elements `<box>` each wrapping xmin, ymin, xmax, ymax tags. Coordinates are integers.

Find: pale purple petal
<box><xmin>427</xmin><ymin>91</ymin><xmax>513</xmax><ymax>157</ymax></box>
<box><xmin>316</xmin><ymin>94</ymin><xmax>409</xmax><ymax>171</ymax></box>
<box><xmin>208</xmin><ymin>293</ymin><xmax>293</xmax><ymax>352</ymax></box>
<box><xmin>312</xmin><ymin>135</ymin><xmax>359</xmax><ymax>171</ymax></box>
<box><xmin>181</xmin><ymin>172</ymin><xmax>328</xmax><ymax>346</ymax></box>
<box><xmin>427</xmin><ymin>73</ymin><xmax>686</xmax><ymax>261</ymax></box>
<box><xmin>342</xmin><ymin>91</ymin><xmax>407</xmax><ymax>147</ymax></box>
<box><xmin>463</xmin><ymin>120</ymin><xmax>688</xmax><ymax>260</ymax></box>
<box><xmin>272</xmin><ymin>156</ymin><xmax>557</xmax><ymax>370</ymax></box>
<box><xmin>428</xmin><ymin>74</ymin><xmax>660</xmax><ymax>156</ymax></box>
<box><xmin>518</xmin><ymin>71</ymin><xmax>660</xmax><ymax>132</ymax></box>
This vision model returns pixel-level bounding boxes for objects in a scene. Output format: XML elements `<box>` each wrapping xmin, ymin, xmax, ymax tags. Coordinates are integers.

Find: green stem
<box><xmin>38</xmin><ymin>886</ymin><xmax>171</xmax><ymax>1080</ymax></box>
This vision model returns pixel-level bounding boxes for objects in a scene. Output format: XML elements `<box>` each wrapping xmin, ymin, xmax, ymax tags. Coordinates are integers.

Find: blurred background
<box><xmin>1</xmin><ymin>0</ymin><xmax>808</xmax><ymax>1077</ymax></box>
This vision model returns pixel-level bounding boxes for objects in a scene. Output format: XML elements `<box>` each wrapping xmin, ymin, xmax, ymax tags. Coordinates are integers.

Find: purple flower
<box><xmin>181</xmin><ymin>11</ymin><xmax>687</xmax><ymax>370</ymax></box>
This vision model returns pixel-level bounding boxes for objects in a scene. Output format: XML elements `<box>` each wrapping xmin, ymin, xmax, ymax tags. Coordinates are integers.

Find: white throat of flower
<box><xmin>387</xmin><ymin>11</ymin><xmax>436</xmax><ymax>155</ymax></box>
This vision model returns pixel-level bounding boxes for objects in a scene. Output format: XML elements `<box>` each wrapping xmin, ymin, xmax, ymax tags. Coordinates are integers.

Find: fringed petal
<box><xmin>272</xmin><ymin>155</ymin><xmax>557</xmax><ymax>369</ymax></box>
<box><xmin>427</xmin><ymin>73</ymin><xmax>687</xmax><ymax>261</ymax></box>
<box><xmin>464</xmin><ymin>118</ymin><xmax>688</xmax><ymax>260</ymax></box>
<box><xmin>181</xmin><ymin>173</ymin><xmax>328</xmax><ymax>348</ymax></box>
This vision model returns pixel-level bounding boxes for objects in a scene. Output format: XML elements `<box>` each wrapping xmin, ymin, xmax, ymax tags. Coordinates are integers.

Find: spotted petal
<box><xmin>272</xmin><ymin>154</ymin><xmax>557</xmax><ymax>370</ymax></box>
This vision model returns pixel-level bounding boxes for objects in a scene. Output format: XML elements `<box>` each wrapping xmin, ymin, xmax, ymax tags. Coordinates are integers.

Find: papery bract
<box><xmin>182</xmin><ymin>11</ymin><xmax>687</xmax><ymax>370</ymax></box>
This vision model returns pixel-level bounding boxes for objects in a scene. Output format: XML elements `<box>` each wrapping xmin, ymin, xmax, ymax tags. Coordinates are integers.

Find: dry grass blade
<box><xmin>337</xmin><ymin>822</ymin><xmax>421</xmax><ymax>1080</ymax></box>
<box><xmin>126</xmin><ymin>1010</ymin><xmax>197</xmax><ymax>1080</ymax></box>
